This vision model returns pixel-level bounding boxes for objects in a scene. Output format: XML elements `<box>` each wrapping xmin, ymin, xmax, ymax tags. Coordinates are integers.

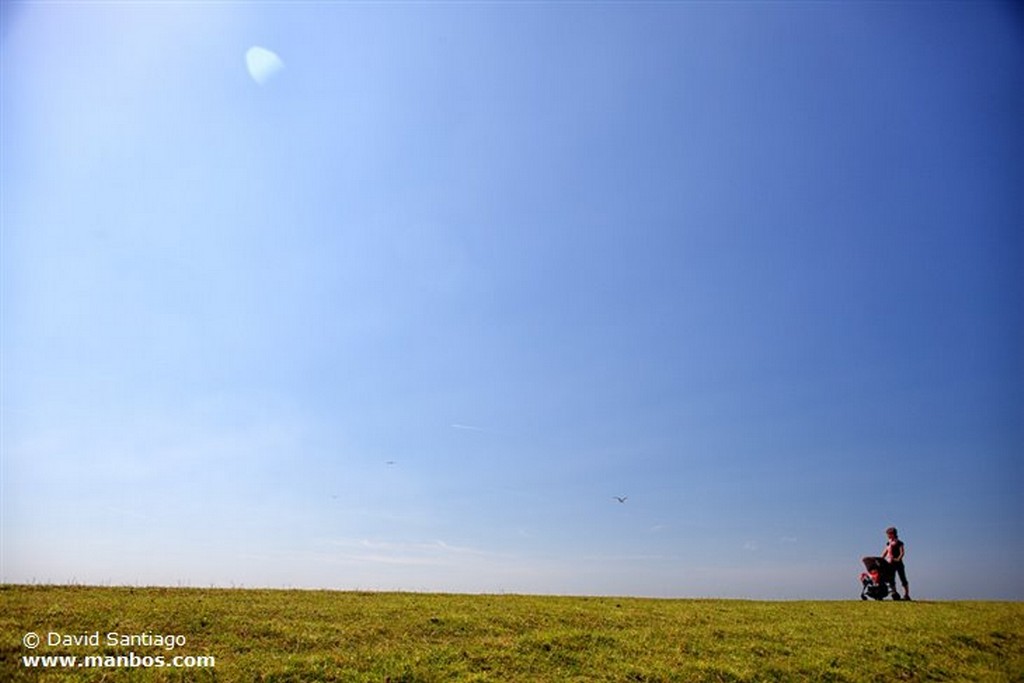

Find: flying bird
<box><xmin>385</xmin><ymin>461</ymin><xmax>396</xmax><ymax>466</ymax></box>
<box><xmin>613</xmin><ymin>496</ymin><xmax>628</xmax><ymax>504</ymax></box>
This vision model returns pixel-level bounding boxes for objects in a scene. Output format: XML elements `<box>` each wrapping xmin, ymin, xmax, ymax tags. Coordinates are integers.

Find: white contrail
<box><xmin>451</xmin><ymin>423</ymin><xmax>485</xmax><ymax>432</ymax></box>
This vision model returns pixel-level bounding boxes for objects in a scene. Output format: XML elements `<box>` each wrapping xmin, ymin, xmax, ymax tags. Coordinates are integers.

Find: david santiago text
<box><xmin>43</xmin><ymin>631</ymin><xmax>187</xmax><ymax>651</ymax></box>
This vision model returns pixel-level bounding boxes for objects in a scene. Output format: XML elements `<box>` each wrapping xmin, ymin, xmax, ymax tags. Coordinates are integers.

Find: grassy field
<box><xmin>2</xmin><ymin>585</ymin><xmax>1022</xmax><ymax>682</ymax></box>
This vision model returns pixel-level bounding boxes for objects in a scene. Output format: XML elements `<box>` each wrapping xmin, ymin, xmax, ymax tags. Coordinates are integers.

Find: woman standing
<box><xmin>883</xmin><ymin>526</ymin><xmax>911</xmax><ymax>600</ymax></box>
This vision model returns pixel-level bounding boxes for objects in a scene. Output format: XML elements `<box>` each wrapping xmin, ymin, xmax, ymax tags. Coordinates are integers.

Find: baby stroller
<box><xmin>860</xmin><ymin>556</ymin><xmax>902</xmax><ymax>600</ymax></box>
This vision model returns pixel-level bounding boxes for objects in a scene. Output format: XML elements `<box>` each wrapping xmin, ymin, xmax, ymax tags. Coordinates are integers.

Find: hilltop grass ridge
<box><xmin>2</xmin><ymin>584</ymin><xmax>1022</xmax><ymax>681</ymax></box>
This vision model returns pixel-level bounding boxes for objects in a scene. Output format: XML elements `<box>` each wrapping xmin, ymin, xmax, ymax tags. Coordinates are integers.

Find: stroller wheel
<box><xmin>860</xmin><ymin>594</ymin><xmax>867</xmax><ymax>600</ymax></box>
<box><xmin>891</xmin><ymin>593</ymin><xmax>902</xmax><ymax>601</ymax></box>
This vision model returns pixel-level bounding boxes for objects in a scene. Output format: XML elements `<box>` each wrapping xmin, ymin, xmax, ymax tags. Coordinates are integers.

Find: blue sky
<box><xmin>2</xmin><ymin>1</ymin><xmax>1021</xmax><ymax>599</ymax></box>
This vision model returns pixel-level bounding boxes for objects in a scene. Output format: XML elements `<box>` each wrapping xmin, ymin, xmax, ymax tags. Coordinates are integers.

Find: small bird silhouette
<box><xmin>385</xmin><ymin>461</ymin><xmax>396</xmax><ymax>466</ymax></box>
<box><xmin>613</xmin><ymin>496</ymin><xmax>628</xmax><ymax>504</ymax></box>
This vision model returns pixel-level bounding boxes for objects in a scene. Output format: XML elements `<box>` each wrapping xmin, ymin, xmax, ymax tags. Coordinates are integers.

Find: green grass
<box><xmin>2</xmin><ymin>585</ymin><xmax>1022</xmax><ymax>681</ymax></box>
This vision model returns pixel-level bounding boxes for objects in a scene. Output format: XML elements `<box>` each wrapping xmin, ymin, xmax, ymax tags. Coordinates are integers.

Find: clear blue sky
<box><xmin>2</xmin><ymin>1</ymin><xmax>1021</xmax><ymax>599</ymax></box>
